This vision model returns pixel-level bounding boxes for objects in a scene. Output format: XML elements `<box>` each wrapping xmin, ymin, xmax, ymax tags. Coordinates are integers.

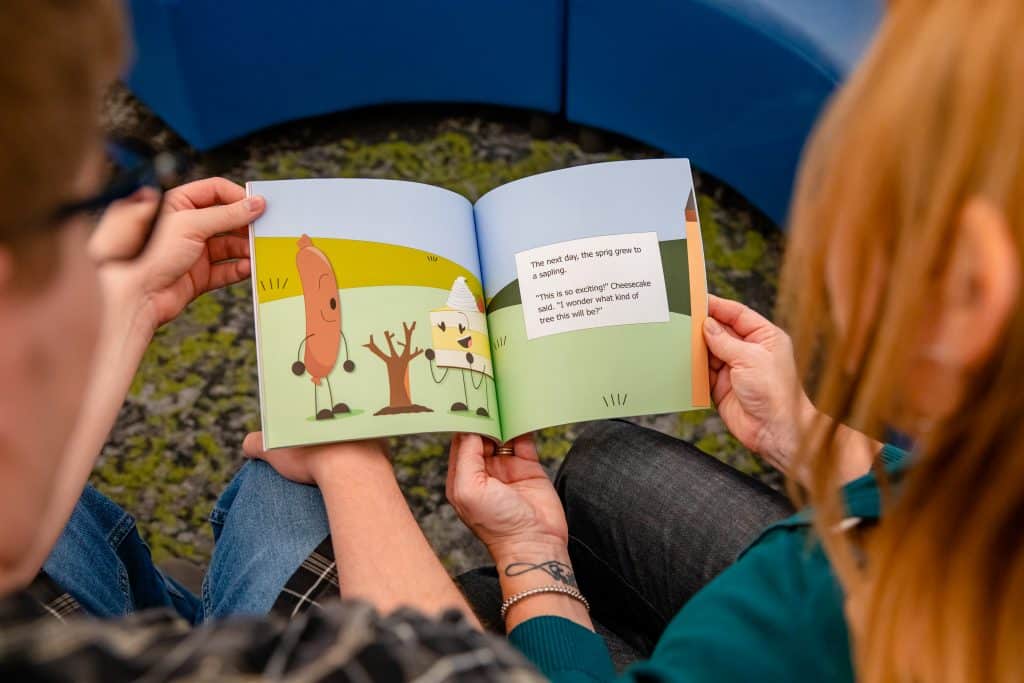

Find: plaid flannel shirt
<box><xmin>0</xmin><ymin>540</ymin><xmax>539</xmax><ymax>683</ymax></box>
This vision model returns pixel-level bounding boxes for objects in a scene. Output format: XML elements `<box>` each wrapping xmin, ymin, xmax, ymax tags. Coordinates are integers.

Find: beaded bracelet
<box><xmin>500</xmin><ymin>584</ymin><xmax>590</xmax><ymax>620</ymax></box>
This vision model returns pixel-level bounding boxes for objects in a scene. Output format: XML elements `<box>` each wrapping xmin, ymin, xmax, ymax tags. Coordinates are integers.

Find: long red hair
<box><xmin>781</xmin><ymin>1</ymin><xmax>1024</xmax><ymax>680</ymax></box>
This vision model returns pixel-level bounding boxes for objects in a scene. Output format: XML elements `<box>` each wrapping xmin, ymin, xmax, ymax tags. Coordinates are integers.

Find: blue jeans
<box><xmin>42</xmin><ymin>460</ymin><xmax>331</xmax><ymax>623</ymax></box>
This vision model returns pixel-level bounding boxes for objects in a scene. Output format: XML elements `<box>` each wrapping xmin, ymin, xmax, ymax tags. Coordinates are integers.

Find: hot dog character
<box><xmin>424</xmin><ymin>276</ymin><xmax>493</xmax><ymax>417</ymax></box>
<box><xmin>290</xmin><ymin>234</ymin><xmax>356</xmax><ymax>420</ymax></box>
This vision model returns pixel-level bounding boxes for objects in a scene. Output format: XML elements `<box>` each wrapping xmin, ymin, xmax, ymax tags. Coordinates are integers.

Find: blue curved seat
<box><xmin>124</xmin><ymin>1</ymin><xmax>880</xmax><ymax>225</ymax></box>
<box><xmin>564</xmin><ymin>0</ymin><xmax>882</xmax><ymax>224</ymax></box>
<box><xmin>124</xmin><ymin>0</ymin><xmax>565</xmax><ymax>150</ymax></box>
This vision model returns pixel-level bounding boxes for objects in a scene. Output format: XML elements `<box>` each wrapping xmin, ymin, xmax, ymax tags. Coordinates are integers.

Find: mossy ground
<box><xmin>96</xmin><ymin>89</ymin><xmax>784</xmax><ymax>572</ymax></box>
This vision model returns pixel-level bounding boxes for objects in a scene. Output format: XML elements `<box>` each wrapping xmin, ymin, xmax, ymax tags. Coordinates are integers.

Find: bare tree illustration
<box><xmin>364</xmin><ymin>321</ymin><xmax>433</xmax><ymax>415</ymax></box>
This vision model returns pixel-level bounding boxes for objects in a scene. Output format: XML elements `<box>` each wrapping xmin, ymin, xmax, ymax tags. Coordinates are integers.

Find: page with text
<box><xmin>474</xmin><ymin>159</ymin><xmax>710</xmax><ymax>439</ymax></box>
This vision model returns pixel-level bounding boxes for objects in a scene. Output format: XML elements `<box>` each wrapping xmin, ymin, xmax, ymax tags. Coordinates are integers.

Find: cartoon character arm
<box><xmin>292</xmin><ymin>333</ymin><xmax>315</xmax><ymax>375</ymax></box>
<box><xmin>424</xmin><ymin>348</ymin><xmax>450</xmax><ymax>384</ymax></box>
<box><xmin>469</xmin><ymin>361</ymin><xmax>486</xmax><ymax>390</ymax></box>
<box><xmin>340</xmin><ymin>330</ymin><xmax>356</xmax><ymax>373</ymax></box>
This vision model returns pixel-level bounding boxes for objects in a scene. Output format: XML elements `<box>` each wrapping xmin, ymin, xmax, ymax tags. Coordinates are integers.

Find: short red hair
<box><xmin>0</xmin><ymin>0</ymin><xmax>124</xmax><ymax>246</ymax></box>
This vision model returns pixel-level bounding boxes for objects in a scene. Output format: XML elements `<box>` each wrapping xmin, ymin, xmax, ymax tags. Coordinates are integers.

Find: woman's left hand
<box><xmin>91</xmin><ymin>177</ymin><xmax>265</xmax><ymax>338</ymax></box>
<box><xmin>447</xmin><ymin>433</ymin><xmax>569</xmax><ymax>559</ymax></box>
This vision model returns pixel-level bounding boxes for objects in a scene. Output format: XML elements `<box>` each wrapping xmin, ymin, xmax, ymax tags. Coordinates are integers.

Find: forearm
<box><xmin>315</xmin><ymin>450</ymin><xmax>480</xmax><ymax>625</ymax></box>
<box><xmin>23</xmin><ymin>284</ymin><xmax>153</xmax><ymax>577</ymax></box>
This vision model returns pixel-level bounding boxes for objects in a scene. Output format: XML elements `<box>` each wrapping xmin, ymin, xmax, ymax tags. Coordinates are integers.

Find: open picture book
<box><xmin>248</xmin><ymin>159</ymin><xmax>710</xmax><ymax>449</ymax></box>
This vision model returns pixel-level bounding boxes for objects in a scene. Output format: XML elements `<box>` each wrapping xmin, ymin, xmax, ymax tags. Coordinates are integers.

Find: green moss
<box><xmin>407</xmin><ymin>485</ymin><xmax>432</xmax><ymax>500</ymax></box>
<box><xmin>251</xmin><ymin>132</ymin><xmax>631</xmax><ymax>204</ymax></box>
<box><xmin>196</xmin><ymin>433</ymin><xmax>222</xmax><ymax>458</ymax></box>
<box><xmin>698</xmin><ymin>195</ymin><xmax>773</xmax><ymax>300</ymax></box>
<box><xmin>676</xmin><ymin>411</ymin><xmax>770</xmax><ymax>479</ymax></box>
<box><xmin>394</xmin><ymin>441</ymin><xmax>446</xmax><ymax>467</ymax></box>
<box><xmin>189</xmin><ymin>294</ymin><xmax>224</xmax><ymax>326</ymax></box>
<box><xmin>535</xmin><ymin>426</ymin><xmax>573</xmax><ymax>465</ymax></box>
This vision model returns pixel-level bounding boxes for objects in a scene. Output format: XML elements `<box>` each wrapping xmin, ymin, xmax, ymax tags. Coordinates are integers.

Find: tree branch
<box><xmin>364</xmin><ymin>335</ymin><xmax>389</xmax><ymax>361</ymax></box>
<box><xmin>400</xmin><ymin>321</ymin><xmax>418</xmax><ymax>360</ymax></box>
<box><xmin>384</xmin><ymin>330</ymin><xmax>398</xmax><ymax>358</ymax></box>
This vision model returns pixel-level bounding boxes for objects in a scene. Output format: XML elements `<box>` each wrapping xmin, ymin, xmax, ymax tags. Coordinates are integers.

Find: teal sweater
<box><xmin>509</xmin><ymin>445</ymin><xmax>909</xmax><ymax>682</ymax></box>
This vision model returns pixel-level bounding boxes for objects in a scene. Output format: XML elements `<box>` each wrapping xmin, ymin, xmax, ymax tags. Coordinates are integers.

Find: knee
<box><xmin>557</xmin><ymin>422</ymin><xmax>616</xmax><ymax>500</ymax></box>
<box><xmin>215</xmin><ymin>460</ymin><xmax>329</xmax><ymax>541</ymax></box>
<box><xmin>556</xmin><ymin>421</ymin><xmax>648</xmax><ymax>526</ymax></box>
<box><xmin>237</xmin><ymin>460</ymin><xmax>316</xmax><ymax>502</ymax></box>
<box><xmin>204</xmin><ymin>462</ymin><xmax>331</xmax><ymax>618</ymax></box>
<box><xmin>556</xmin><ymin>420</ymin><xmax>718</xmax><ymax>529</ymax></box>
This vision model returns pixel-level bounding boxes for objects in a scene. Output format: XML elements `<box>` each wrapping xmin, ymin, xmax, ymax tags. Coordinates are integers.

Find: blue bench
<box><xmin>124</xmin><ymin>0</ymin><xmax>881</xmax><ymax>224</ymax></box>
<box><xmin>125</xmin><ymin>0</ymin><xmax>565</xmax><ymax>150</ymax></box>
<box><xmin>564</xmin><ymin>0</ymin><xmax>882</xmax><ymax>223</ymax></box>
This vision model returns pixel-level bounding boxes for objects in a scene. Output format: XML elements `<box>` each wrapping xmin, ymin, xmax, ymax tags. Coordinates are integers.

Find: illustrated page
<box><xmin>249</xmin><ymin>179</ymin><xmax>500</xmax><ymax>449</ymax></box>
<box><xmin>474</xmin><ymin>159</ymin><xmax>710</xmax><ymax>440</ymax></box>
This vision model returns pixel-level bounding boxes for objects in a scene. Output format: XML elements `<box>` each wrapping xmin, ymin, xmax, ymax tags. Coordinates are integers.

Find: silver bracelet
<box><xmin>500</xmin><ymin>584</ymin><xmax>590</xmax><ymax>620</ymax></box>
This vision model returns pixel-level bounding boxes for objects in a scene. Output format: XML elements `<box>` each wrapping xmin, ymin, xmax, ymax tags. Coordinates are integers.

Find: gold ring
<box><xmin>496</xmin><ymin>446</ymin><xmax>515</xmax><ymax>457</ymax></box>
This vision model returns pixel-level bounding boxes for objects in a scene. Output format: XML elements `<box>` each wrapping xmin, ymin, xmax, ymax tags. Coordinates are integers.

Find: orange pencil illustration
<box><xmin>290</xmin><ymin>234</ymin><xmax>356</xmax><ymax>420</ymax></box>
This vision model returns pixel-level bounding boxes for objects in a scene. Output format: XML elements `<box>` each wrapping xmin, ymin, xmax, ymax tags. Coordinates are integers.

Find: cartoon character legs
<box><xmin>294</xmin><ymin>333</ymin><xmax>357</xmax><ymax>421</ymax></box>
<box><xmin>425</xmin><ymin>349</ymin><xmax>490</xmax><ymax>417</ymax></box>
<box><xmin>313</xmin><ymin>376</ymin><xmax>351</xmax><ymax>420</ymax></box>
<box><xmin>449</xmin><ymin>367</ymin><xmax>489</xmax><ymax>417</ymax></box>
<box><xmin>463</xmin><ymin>369</ymin><xmax>490</xmax><ymax>418</ymax></box>
<box><xmin>426</xmin><ymin>350</ymin><xmax>460</xmax><ymax>413</ymax></box>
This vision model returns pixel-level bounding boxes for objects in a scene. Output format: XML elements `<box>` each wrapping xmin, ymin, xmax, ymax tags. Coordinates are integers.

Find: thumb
<box><xmin>703</xmin><ymin>318</ymin><xmax>756</xmax><ymax>365</ymax></box>
<box><xmin>89</xmin><ymin>190</ymin><xmax>160</xmax><ymax>261</ymax></box>
<box><xmin>242</xmin><ymin>432</ymin><xmax>265</xmax><ymax>459</ymax></box>
<box><xmin>181</xmin><ymin>196</ymin><xmax>266</xmax><ymax>239</ymax></box>
<box><xmin>452</xmin><ymin>434</ymin><xmax>489</xmax><ymax>501</ymax></box>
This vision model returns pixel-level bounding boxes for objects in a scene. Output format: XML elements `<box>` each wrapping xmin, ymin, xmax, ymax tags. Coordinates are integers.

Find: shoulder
<box><xmin>0</xmin><ymin>600</ymin><xmax>542</xmax><ymax>683</ymax></box>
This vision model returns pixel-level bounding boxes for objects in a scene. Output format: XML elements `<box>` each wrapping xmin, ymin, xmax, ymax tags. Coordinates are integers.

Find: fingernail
<box><xmin>704</xmin><ymin>318</ymin><xmax>722</xmax><ymax>335</ymax></box>
<box><xmin>244</xmin><ymin>196</ymin><xmax>265</xmax><ymax>212</ymax></box>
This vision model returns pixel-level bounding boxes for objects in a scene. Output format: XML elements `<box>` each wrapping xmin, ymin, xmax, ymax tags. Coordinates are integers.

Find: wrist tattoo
<box><xmin>504</xmin><ymin>560</ymin><xmax>577</xmax><ymax>587</ymax></box>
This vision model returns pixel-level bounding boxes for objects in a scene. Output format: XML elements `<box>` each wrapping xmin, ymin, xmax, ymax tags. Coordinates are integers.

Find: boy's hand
<box><xmin>703</xmin><ymin>295</ymin><xmax>817</xmax><ymax>474</ymax></box>
<box><xmin>92</xmin><ymin>177</ymin><xmax>265</xmax><ymax>338</ymax></box>
<box><xmin>241</xmin><ymin>432</ymin><xmax>390</xmax><ymax>486</ymax></box>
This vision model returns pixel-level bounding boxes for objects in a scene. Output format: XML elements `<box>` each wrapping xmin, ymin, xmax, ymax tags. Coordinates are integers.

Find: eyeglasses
<box><xmin>49</xmin><ymin>138</ymin><xmax>188</xmax><ymax>261</ymax></box>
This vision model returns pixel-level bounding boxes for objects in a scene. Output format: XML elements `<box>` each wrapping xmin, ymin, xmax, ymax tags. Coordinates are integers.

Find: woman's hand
<box><xmin>91</xmin><ymin>177</ymin><xmax>266</xmax><ymax>340</ymax></box>
<box><xmin>446</xmin><ymin>433</ymin><xmax>568</xmax><ymax>557</ymax></box>
<box><xmin>241</xmin><ymin>432</ymin><xmax>390</xmax><ymax>486</ymax></box>
<box><xmin>703</xmin><ymin>295</ymin><xmax>817</xmax><ymax>474</ymax></box>
<box><xmin>448</xmin><ymin>434</ymin><xmax>592</xmax><ymax>631</ymax></box>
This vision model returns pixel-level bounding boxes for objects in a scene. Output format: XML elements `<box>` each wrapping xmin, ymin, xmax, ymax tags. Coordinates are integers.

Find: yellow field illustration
<box><xmin>253</xmin><ymin>235</ymin><xmax>499</xmax><ymax>447</ymax></box>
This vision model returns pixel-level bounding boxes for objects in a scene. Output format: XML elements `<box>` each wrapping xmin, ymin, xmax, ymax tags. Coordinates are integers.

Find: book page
<box><xmin>249</xmin><ymin>179</ymin><xmax>500</xmax><ymax>449</ymax></box>
<box><xmin>474</xmin><ymin>159</ymin><xmax>709</xmax><ymax>440</ymax></box>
